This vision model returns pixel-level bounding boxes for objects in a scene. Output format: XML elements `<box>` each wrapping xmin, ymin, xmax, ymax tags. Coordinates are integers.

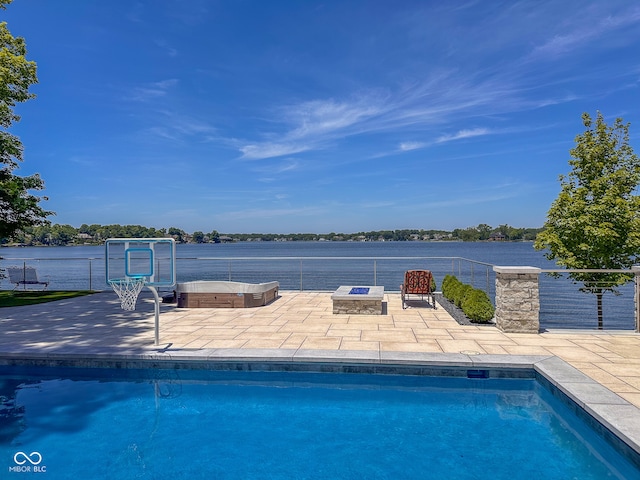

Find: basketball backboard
<box><xmin>105</xmin><ymin>238</ymin><xmax>176</xmax><ymax>287</ymax></box>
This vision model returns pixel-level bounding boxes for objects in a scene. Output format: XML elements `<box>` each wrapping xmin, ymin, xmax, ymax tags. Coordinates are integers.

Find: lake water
<box><xmin>0</xmin><ymin>242</ymin><xmax>636</xmax><ymax>330</ymax></box>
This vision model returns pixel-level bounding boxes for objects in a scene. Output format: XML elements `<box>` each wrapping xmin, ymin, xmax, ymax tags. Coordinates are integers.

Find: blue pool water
<box><xmin>1</xmin><ymin>367</ymin><xmax>638</xmax><ymax>479</ymax></box>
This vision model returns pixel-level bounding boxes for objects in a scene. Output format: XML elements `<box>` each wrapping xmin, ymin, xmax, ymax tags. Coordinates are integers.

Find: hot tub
<box><xmin>176</xmin><ymin>281</ymin><xmax>279</xmax><ymax>308</ymax></box>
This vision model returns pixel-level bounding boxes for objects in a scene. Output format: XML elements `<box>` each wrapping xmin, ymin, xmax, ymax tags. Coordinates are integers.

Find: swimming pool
<box><xmin>1</xmin><ymin>365</ymin><xmax>638</xmax><ymax>479</ymax></box>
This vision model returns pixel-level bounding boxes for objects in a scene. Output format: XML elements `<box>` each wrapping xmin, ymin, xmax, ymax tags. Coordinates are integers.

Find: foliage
<box><xmin>10</xmin><ymin>224</ymin><xmax>169</xmax><ymax>245</ymax></box>
<box><xmin>0</xmin><ymin>3</ymin><xmax>52</xmax><ymax>240</ymax></box>
<box><xmin>457</xmin><ymin>285</ymin><xmax>473</xmax><ymax>308</ymax></box>
<box><xmin>5</xmin><ymin>223</ymin><xmax>546</xmax><ymax>246</ymax></box>
<box><xmin>167</xmin><ymin>227</ymin><xmax>186</xmax><ymax>243</ymax></box>
<box><xmin>441</xmin><ymin>274</ymin><xmax>495</xmax><ymax>323</ymax></box>
<box><xmin>452</xmin><ymin>224</ymin><xmax>542</xmax><ymax>241</ymax></box>
<box><xmin>0</xmin><ymin>290</ymin><xmax>94</xmax><ymax>308</ymax></box>
<box><xmin>442</xmin><ymin>275</ymin><xmax>463</xmax><ymax>305</ymax></box>
<box><xmin>461</xmin><ymin>289</ymin><xmax>494</xmax><ymax>323</ymax></box>
<box><xmin>534</xmin><ymin>112</ymin><xmax>640</xmax><ymax>328</ymax></box>
<box><xmin>441</xmin><ymin>275</ymin><xmax>456</xmax><ymax>296</ymax></box>
<box><xmin>442</xmin><ymin>275</ymin><xmax>469</xmax><ymax>307</ymax></box>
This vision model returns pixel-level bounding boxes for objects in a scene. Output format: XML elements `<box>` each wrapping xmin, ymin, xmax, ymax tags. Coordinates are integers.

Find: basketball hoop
<box><xmin>109</xmin><ymin>277</ymin><xmax>146</xmax><ymax>311</ymax></box>
<box><xmin>105</xmin><ymin>238</ymin><xmax>176</xmax><ymax>345</ymax></box>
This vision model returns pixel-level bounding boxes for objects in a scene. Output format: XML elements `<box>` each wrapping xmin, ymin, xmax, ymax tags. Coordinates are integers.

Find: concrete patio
<box><xmin>1</xmin><ymin>289</ymin><xmax>639</xmax><ymax>409</ymax></box>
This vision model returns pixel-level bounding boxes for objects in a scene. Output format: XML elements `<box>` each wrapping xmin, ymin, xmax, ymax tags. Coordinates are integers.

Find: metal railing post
<box><xmin>486</xmin><ymin>266</ymin><xmax>490</xmax><ymax>297</ymax></box>
<box><xmin>374</xmin><ymin>259</ymin><xmax>377</xmax><ymax>286</ymax></box>
<box><xmin>633</xmin><ymin>266</ymin><xmax>640</xmax><ymax>333</ymax></box>
<box><xmin>300</xmin><ymin>259</ymin><xmax>303</xmax><ymax>291</ymax></box>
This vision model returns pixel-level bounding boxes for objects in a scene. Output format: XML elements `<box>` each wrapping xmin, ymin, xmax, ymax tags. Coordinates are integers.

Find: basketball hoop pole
<box><xmin>105</xmin><ymin>238</ymin><xmax>176</xmax><ymax>347</ymax></box>
<box><xmin>148</xmin><ymin>285</ymin><xmax>161</xmax><ymax>346</ymax></box>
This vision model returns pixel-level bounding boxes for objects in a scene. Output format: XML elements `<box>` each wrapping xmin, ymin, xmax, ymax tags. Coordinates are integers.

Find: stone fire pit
<box><xmin>331</xmin><ymin>286</ymin><xmax>385</xmax><ymax>315</ymax></box>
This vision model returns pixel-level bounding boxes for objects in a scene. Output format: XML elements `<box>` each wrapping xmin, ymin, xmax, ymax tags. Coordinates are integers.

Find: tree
<box><xmin>476</xmin><ymin>223</ymin><xmax>492</xmax><ymax>240</ymax></box>
<box><xmin>534</xmin><ymin>112</ymin><xmax>640</xmax><ymax>329</ymax></box>
<box><xmin>192</xmin><ymin>231</ymin><xmax>205</xmax><ymax>243</ymax></box>
<box><xmin>453</xmin><ymin>226</ymin><xmax>481</xmax><ymax>242</ymax></box>
<box><xmin>49</xmin><ymin>224</ymin><xmax>77</xmax><ymax>245</ymax></box>
<box><xmin>168</xmin><ymin>227</ymin><xmax>185</xmax><ymax>243</ymax></box>
<box><xmin>0</xmin><ymin>1</ymin><xmax>52</xmax><ymax>240</ymax></box>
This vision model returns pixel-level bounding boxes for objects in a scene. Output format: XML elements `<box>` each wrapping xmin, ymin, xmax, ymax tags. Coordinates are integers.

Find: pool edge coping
<box><xmin>0</xmin><ymin>349</ymin><xmax>638</xmax><ymax>462</ymax></box>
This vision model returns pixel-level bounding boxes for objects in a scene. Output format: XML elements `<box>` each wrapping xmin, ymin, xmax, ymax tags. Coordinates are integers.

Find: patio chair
<box><xmin>7</xmin><ymin>266</ymin><xmax>49</xmax><ymax>290</ymax></box>
<box><xmin>400</xmin><ymin>269</ymin><xmax>436</xmax><ymax>309</ymax></box>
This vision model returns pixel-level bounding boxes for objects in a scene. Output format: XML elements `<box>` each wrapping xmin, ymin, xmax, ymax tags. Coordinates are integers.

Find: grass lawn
<box><xmin>0</xmin><ymin>290</ymin><xmax>95</xmax><ymax>307</ymax></box>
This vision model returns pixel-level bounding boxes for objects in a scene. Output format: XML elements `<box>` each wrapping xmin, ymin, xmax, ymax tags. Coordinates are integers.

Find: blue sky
<box><xmin>4</xmin><ymin>1</ymin><xmax>640</xmax><ymax>234</ymax></box>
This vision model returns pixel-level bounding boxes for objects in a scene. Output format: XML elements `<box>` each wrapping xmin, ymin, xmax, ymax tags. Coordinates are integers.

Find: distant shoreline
<box><xmin>1</xmin><ymin>239</ymin><xmax>537</xmax><ymax>248</ymax></box>
<box><xmin>4</xmin><ymin>224</ymin><xmax>544</xmax><ymax>247</ymax></box>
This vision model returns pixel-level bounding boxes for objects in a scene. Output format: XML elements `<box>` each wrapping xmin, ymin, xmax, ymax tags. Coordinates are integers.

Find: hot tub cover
<box><xmin>176</xmin><ymin>281</ymin><xmax>279</xmax><ymax>294</ymax></box>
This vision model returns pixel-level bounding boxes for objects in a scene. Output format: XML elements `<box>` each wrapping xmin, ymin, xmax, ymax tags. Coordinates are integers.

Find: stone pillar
<box><xmin>493</xmin><ymin>266</ymin><xmax>541</xmax><ymax>334</ymax></box>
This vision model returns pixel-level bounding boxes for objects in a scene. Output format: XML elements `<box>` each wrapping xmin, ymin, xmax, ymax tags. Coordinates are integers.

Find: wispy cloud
<box><xmin>240</xmin><ymin>143</ymin><xmax>312</xmax><ymax>160</ymax></box>
<box><xmin>273</xmin><ymin>160</ymin><xmax>300</xmax><ymax>173</ymax></box>
<box><xmin>217</xmin><ymin>205</ymin><xmax>327</xmax><ymax>220</ymax></box>
<box><xmin>137</xmin><ymin>111</ymin><xmax>217</xmax><ymax>144</ymax></box>
<box><xmin>411</xmin><ymin>183</ymin><xmax>524</xmax><ymax>210</ymax></box>
<box><xmin>398</xmin><ymin>141</ymin><xmax>426</xmax><ymax>151</ymax></box>
<box><xmin>239</xmin><ymin>96</ymin><xmax>384</xmax><ymax>160</ymax></box>
<box><xmin>358</xmin><ymin>200</ymin><xmax>396</xmax><ymax>209</ymax></box>
<box><xmin>128</xmin><ymin>79</ymin><xmax>179</xmax><ymax>102</ymax></box>
<box><xmin>170</xmin><ymin>115</ymin><xmax>217</xmax><ymax>137</ymax></box>
<box><xmin>436</xmin><ymin>128</ymin><xmax>490</xmax><ymax>144</ymax></box>
<box><xmin>68</xmin><ymin>155</ymin><xmax>99</xmax><ymax>167</ymax></box>
<box><xmin>235</xmin><ymin>71</ymin><xmax>525</xmax><ymax>161</ymax></box>
<box><xmin>255</xmin><ymin>159</ymin><xmax>300</xmax><ymax>181</ymax></box>
<box><xmin>528</xmin><ymin>5</ymin><xmax>640</xmax><ymax>60</ymax></box>
<box><xmin>285</xmin><ymin>98</ymin><xmax>383</xmax><ymax>139</ymax></box>
<box><xmin>154</xmin><ymin>39</ymin><xmax>178</xmax><ymax>57</ymax></box>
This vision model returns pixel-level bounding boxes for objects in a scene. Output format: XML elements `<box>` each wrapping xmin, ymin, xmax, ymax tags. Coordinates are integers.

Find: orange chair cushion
<box><xmin>403</xmin><ymin>270</ymin><xmax>432</xmax><ymax>294</ymax></box>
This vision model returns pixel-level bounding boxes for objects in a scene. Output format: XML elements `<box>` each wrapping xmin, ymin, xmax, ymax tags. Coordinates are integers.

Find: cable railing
<box><xmin>538</xmin><ymin>269</ymin><xmax>637</xmax><ymax>331</ymax></box>
<box><xmin>1</xmin><ymin>256</ymin><xmax>493</xmax><ymax>294</ymax></box>
<box><xmin>175</xmin><ymin>256</ymin><xmax>494</xmax><ymax>294</ymax></box>
<box><xmin>2</xmin><ymin>256</ymin><xmax>638</xmax><ymax>330</ymax></box>
<box><xmin>1</xmin><ymin>258</ymin><xmax>103</xmax><ymax>291</ymax></box>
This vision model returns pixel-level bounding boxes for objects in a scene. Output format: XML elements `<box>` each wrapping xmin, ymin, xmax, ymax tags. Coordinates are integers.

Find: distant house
<box><xmin>218</xmin><ymin>236</ymin><xmax>234</xmax><ymax>243</ymax></box>
<box><xmin>489</xmin><ymin>233</ymin><xmax>506</xmax><ymax>241</ymax></box>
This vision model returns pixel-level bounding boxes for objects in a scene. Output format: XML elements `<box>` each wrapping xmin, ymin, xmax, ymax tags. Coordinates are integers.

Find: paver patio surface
<box><xmin>1</xmin><ymin>290</ymin><xmax>639</xmax><ymax>408</ymax></box>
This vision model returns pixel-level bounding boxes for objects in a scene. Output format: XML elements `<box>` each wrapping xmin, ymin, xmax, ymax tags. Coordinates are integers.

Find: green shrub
<box><xmin>440</xmin><ymin>274</ymin><xmax>495</xmax><ymax>323</ymax></box>
<box><xmin>441</xmin><ymin>274</ymin><xmax>451</xmax><ymax>293</ymax></box>
<box><xmin>454</xmin><ymin>284</ymin><xmax>473</xmax><ymax>308</ymax></box>
<box><xmin>461</xmin><ymin>289</ymin><xmax>495</xmax><ymax>323</ymax></box>
<box><xmin>441</xmin><ymin>275</ymin><xmax>460</xmax><ymax>300</ymax></box>
<box><xmin>445</xmin><ymin>279</ymin><xmax>460</xmax><ymax>302</ymax></box>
